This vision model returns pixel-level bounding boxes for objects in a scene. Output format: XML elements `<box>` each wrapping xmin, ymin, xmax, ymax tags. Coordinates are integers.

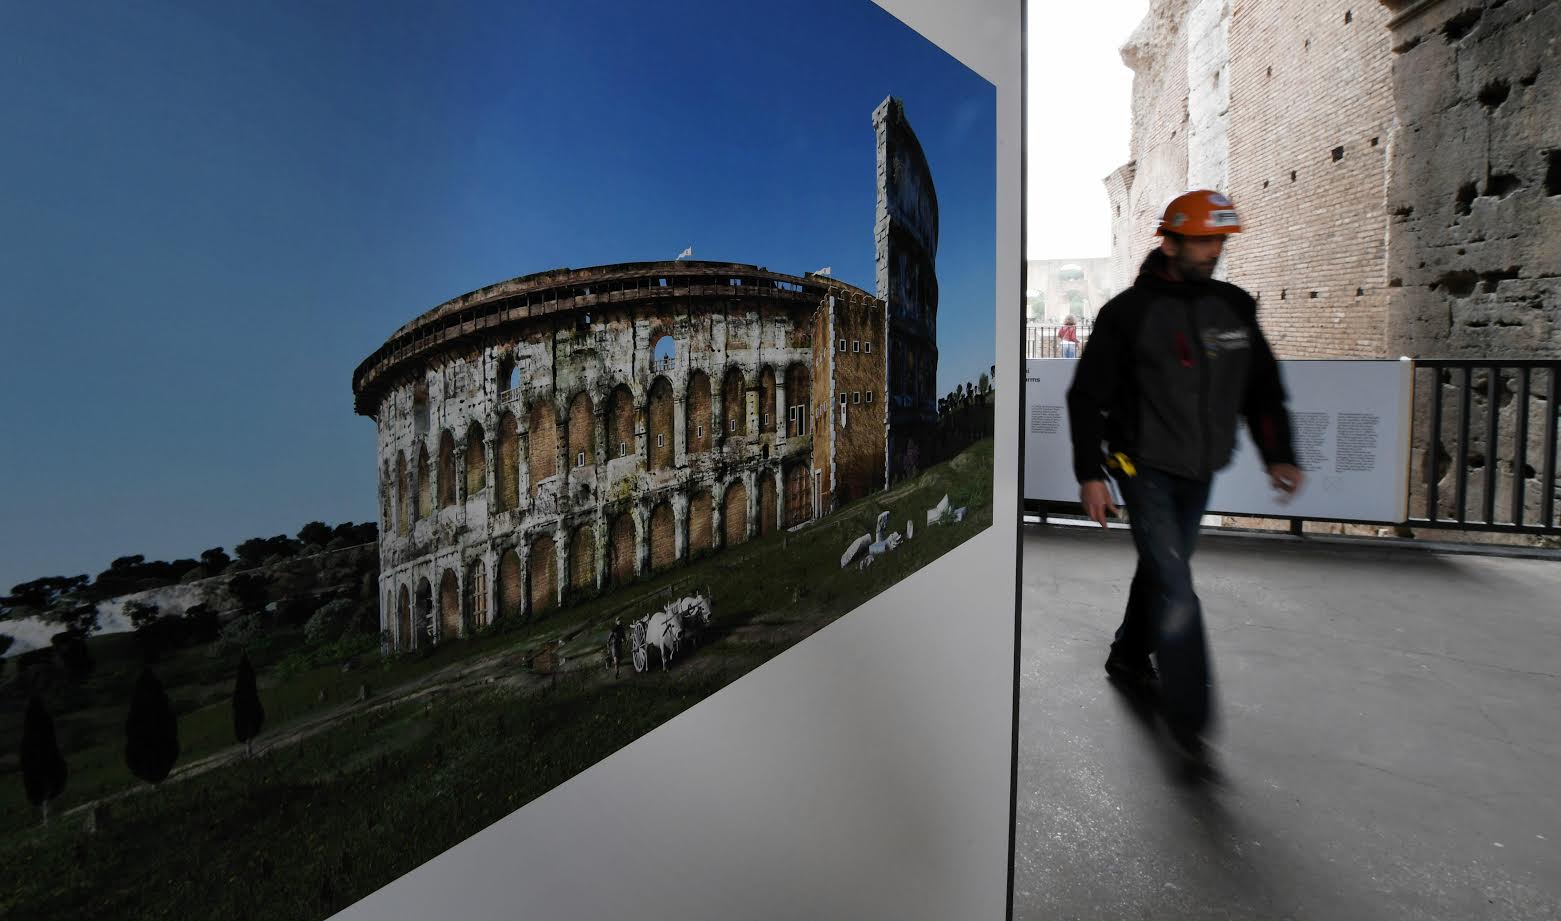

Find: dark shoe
<box><xmin>1105</xmin><ymin>652</ymin><xmax>1159</xmax><ymax>690</ymax></box>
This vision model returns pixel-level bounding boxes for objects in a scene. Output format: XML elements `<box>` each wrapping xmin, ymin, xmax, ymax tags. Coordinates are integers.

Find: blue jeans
<box><xmin>1112</xmin><ymin>467</ymin><xmax>1214</xmax><ymax>735</ymax></box>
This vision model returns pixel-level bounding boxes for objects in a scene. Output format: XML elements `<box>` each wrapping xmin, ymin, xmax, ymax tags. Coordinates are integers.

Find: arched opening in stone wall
<box><xmin>686</xmin><ymin>370</ymin><xmax>712</xmax><ymax>455</ymax></box>
<box><xmin>438</xmin><ymin>430</ymin><xmax>457</xmax><ymax>508</ymax></box>
<box><xmin>759</xmin><ymin>366</ymin><xmax>777</xmax><ymax>433</ymax></box>
<box><xmin>413</xmin><ymin>380</ymin><xmax>430</xmax><ymax>437</ymax></box>
<box><xmin>527</xmin><ymin>402</ymin><xmax>557</xmax><ymax>496</ymax></box>
<box><xmin>786</xmin><ymin>363</ymin><xmax>811</xmax><ymax>438</ymax></box>
<box><xmin>567</xmin><ymin>392</ymin><xmax>595</xmax><ymax>470</ymax></box>
<box><xmin>570</xmin><ymin>525</ymin><xmax>596</xmax><ymax>592</ymax></box>
<box><xmin>498</xmin><ymin>356</ymin><xmax>520</xmax><ymax>395</ymax></box>
<box><xmin>415</xmin><ymin>577</ymin><xmax>433</xmax><ymax>644</ymax></box>
<box><xmin>465</xmin><ymin>422</ymin><xmax>487</xmax><ymax>498</ymax></box>
<box><xmin>649</xmin><ymin>501</ymin><xmax>677</xmax><ymax>570</ymax></box>
<box><xmin>648</xmin><ymin>377</ymin><xmax>675</xmax><ymax>470</ymax></box>
<box><xmin>397</xmin><ymin>585</ymin><xmax>411</xmax><ymax>651</ymax></box>
<box><xmin>652</xmin><ymin>333</ymin><xmax>676</xmax><ymax>371</ymax></box>
<box><xmin>688</xmin><ymin>489</ymin><xmax>713</xmax><ymax>554</ymax></box>
<box><xmin>528</xmin><ymin>534</ymin><xmax>556</xmax><ymax>616</ymax></box>
<box><xmin>759</xmin><ymin>473</ymin><xmax>777</xmax><ymax>536</ymax></box>
<box><xmin>498</xmin><ymin>549</ymin><xmax>522</xmax><ymax>620</ymax></box>
<box><xmin>395</xmin><ymin>451</ymin><xmax>409</xmax><ymax>536</ymax></box>
<box><xmin>497</xmin><ymin>412</ymin><xmax>519</xmax><ymax>511</ymax></box>
<box><xmin>466</xmin><ymin>558</ymin><xmax>488</xmax><ymax>629</ymax></box>
<box><xmin>609</xmin><ymin>513</ymin><xmax>636</xmax><ymax>584</ymax></box>
<box><xmin>723</xmin><ymin>482</ymin><xmax>748</xmax><ymax>547</ymax></box>
<box><xmin>722</xmin><ymin>367</ymin><xmax>747</xmax><ymax>439</ymax></box>
<box><xmin>416</xmin><ymin>444</ymin><xmax>431</xmax><ymax>521</ymax></box>
<box><xmin>381</xmin><ymin>461</ymin><xmax>392</xmax><ymax>532</ymax></box>
<box><xmin>439</xmin><ymin>569</ymin><xmax>460</xmax><ymax>641</ymax></box>
<box><xmin>608</xmin><ymin>385</ymin><xmax>636</xmax><ymax>460</ymax></box>
<box><xmin>784</xmin><ymin>460</ymin><xmax>813</xmax><ymax>527</ymax></box>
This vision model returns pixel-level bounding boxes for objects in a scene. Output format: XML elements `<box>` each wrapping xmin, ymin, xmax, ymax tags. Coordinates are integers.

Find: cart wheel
<box><xmin>633</xmin><ymin>646</ymin><xmax>648</xmax><ymax>673</ymax></box>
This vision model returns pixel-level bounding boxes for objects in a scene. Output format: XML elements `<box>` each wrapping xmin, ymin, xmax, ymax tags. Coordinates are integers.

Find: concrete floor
<box><xmin>1014</xmin><ymin>525</ymin><xmax>1561</xmax><ymax>921</ymax></box>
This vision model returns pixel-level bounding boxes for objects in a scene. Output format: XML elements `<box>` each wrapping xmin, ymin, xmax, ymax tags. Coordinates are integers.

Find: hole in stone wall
<box><xmin>1442</xmin><ymin>8</ymin><xmax>1483</xmax><ymax>43</ymax></box>
<box><xmin>1267</xmin><ymin>65</ymin><xmax>1273</xmax><ymax>77</ymax></box>
<box><xmin>1291</xmin><ymin>170</ymin><xmax>1298</xmax><ymax>182</ymax></box>
<box><xmin>1310</xmin><ymin>291</ymin><xmax>1319</xmax><ymax>299</ymax></box>
<box><xmin>1520</xmin><ymin>70</ymin><xmax>1539</xmax><ymax>88</ymax></box>
<box><xmin>1263</xmin><ymin>180</ymin><xmax>1270</xmax><ymax>188</ymax></box>
<box><xmin>1522</xmin><ymin>464</ymin><xmax>1537</xmax><ymax>479</ymax></box>
<box><xmin>1389</xmin><ymin>278</ymin><xmax>1403</xmax><ymax>287</ymax></box>
<box><xmin>1546</xmin><ymin>150</ymin><xmax>1561</xmax><ymax>196</ymax></box>
<box><xmin>1481</xmin><ymin>267</ymin><xmax>1521</xmax><ymax>292</ymax></box>
<box><xmin>1484</xmin><ymin>173</ymin><xmax>1521</xmax><ymax>197</ymax></box>
<box><xmin>1371</xmin><ymin>137</ymin><xmax>1379</xmax><ymax>146</ymax></box>
<box><xmin>1304</xmin><ymin>38</ymin><xmax>1311</xmax><ymax>51</ymax></box>
<box><xmin>1357</xmin><ymin>288</ymin><xmax>1365</xmax><ymax>296</ymax></box>
<box><xmin>1479</xmin><ymin>79</ymin><xmax>1511</xmax><ymax>109</ymax></box>
<box><xmin>1332</xmin><ymin>146</ymin><xmax>1345</xmax><ymax>162</ymax></box>
<box><xmin>1394</xmin><ymin>204</ymin><xmax>1415</xmax><ymax>218</ymax></box>
<box><xmin>1394</xmin><ymin>36</ymin><xmax>1424</xmax><ymax>55</ymax></box>
<box><xmin>1280</xmin><ymin>289</ymin><xmax>1287</xmax><ymax>300</ymax></box>
<box><xmin>1345</xmin><ymin>10</ymin><xmax>1352</xmax><ymax>23</ymax></box>
<box><xmin>1467</xmin><ymin>453</ymin><xmax>1486</xmax><ymax>470</ymax></box>
<box><xmin>1455</xmin><ymin>181</ymin><xmax>1478</xmax><ymax>215</ymax></box>
<box><xmin>1436</xmin><ymin>270</ymin><xmax>1479</xmax><ymax>296</ymax></box>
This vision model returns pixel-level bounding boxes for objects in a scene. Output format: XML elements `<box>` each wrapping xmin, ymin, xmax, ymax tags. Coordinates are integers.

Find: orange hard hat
<box><xmin>1156</xmin><ymin>189</ymin><xmax>1242</xmax><ymax>236</ymax></box>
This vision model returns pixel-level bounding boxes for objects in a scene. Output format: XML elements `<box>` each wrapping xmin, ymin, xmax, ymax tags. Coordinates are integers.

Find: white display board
<box><xmin>331</xmin><ymin>2</ymin><xmax>1022</xmax><ymax>920</ymax></box>
<box><xmin>1024</xmin><ymin>358</ymin><xmax>1413</xmax><ymax>523</ymax></box>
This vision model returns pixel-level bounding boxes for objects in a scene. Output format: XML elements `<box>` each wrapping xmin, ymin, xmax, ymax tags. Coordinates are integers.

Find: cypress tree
<box><xmin>232</xmin><ymin>653</ymin><xmax>265</xmax><ymax>756</ymax></box>
<box><xmin>124</xmin><ymin>667</ymin><xmax>180</xmax><ymax>785</ymax></box>
<box><xmin>20</xmin><ymin>696</ymin><xmax>68</xmax><ymax>824</ymax></box>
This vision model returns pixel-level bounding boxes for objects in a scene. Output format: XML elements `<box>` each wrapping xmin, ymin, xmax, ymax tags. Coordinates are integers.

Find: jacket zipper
<box><xmin>1183</xmin><ymin>298</ymin><xmax>1212</xmax><ymax>479</ymax></box>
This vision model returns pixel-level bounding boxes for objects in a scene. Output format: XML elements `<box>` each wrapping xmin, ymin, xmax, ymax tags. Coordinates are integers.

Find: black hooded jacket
<box><xmin>1066</xmin><ymin>249</ymin><xmax>1295</xmax><ymax>483</ymax></box>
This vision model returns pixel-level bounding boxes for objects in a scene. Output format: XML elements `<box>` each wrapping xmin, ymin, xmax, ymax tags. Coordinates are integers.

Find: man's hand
<box><xmin>1080</xmin><ymin>479</ymin><xmax>1118</xmax><ymax>528</ymax></box>
<box><xmin>1267</xmin><ymin>463</ymin><xmax>1304</xmax><ymax>500</ymax></box>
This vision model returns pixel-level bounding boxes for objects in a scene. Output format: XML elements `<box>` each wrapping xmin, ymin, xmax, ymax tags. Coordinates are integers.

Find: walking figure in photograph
<box><xmin>607</xmin><ymin>618</ymin><xmax>627</xmax><ymax>679</ymax></box>
<box><xmin>1065</xmin><ymin>189</ymin><xmax>1304</xmax><ymax>768</ymax></box>
<box><xmin>1057</xmin><ymin>314</ymin><xmax>1079</xmax><ymax>359</ymax></box>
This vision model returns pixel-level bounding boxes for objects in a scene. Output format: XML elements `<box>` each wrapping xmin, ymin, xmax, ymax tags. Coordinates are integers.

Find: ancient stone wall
<box><xmin>359</xmin><ymin>265</ymin><xmax>892</xmax><ymax>650</ymax></box>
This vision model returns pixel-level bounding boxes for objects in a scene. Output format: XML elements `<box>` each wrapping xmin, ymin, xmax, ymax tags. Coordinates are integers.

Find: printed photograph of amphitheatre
<box><xmin>0</xmin><ymin>2</ymin><xmax>994</xmax><ymax>918</ymax></box>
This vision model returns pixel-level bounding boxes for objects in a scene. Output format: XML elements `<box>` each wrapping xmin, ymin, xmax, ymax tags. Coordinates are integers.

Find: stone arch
<box><xmin>759</xmin><ymin>472</ymin><xmax>777</xmax><ymax>536</ymax></box>
<box><xmin>439</xmin><ymin>568</ymin><xmax>460</xmax><ymax>640</ymax></box>
<box><xmin>497</xmin><ymin>412</ymin><xmax>519</xmax><ymax>511</ymax></box>
<box><xmin>438</xmin><ymin>430</ymin><xmax>457</xmax><ymax>507</ymax></box>
<box><xmin>648</xmin><ymin>376</ymin><xmax>675</xmax><ymax>470</ymax></box>
<box><xmin>608</xmin><ymin>512</ymin><xmax>637</xmax><ymax>584</ymax></box>
<box><xmin>649</xmin><ymin>501</ymin><xmax>677</xmax><ymax>570</ymax></box>
<box><xmin>567</xmin><ymin>391</ymin><xmax>595</xmax><ymax>471</ymax></box>
<box><xmin>527</xmin><ymin>402</ymin><xmax>556</xmax><ymax>495</ymax></box>
<box><xmin>569</xmin><ymin>525</ymin><xmax>596</xmax><ymax>592</ymax></box>
<box><xmin>785</xmin><ymin>363</ymin><xmax>811</xmax><ymax>437</ymax></box>
<box><xmin>688</xmin><ymin>489</ymin><xmax>714</xmax><ymax>555</ymax></box>
<box><xmin>415</xmin><ymin>577</ymin><xmax>433</xmax><ymax>644</ymax></box>
<box><xmin>498</xmin><ymin>549</ymin><xmax>523</xmax><ymax>620</ymax></box>
<box><xmin>465</xmin><ymin>422</ymin><xmax>487</xmax><ymax>498</ymax></box>
<box><xmin>607</xmin><ymin>384</ymin><xmax>636</xmax><ymax>460</ymax></box>
<box><xmin>416</xmin><ymin>443</ymin><xmax>432</xmax><ymax>521</ymax></box>
<box><xmin>759</xmin><ymin>366</ymin><xmax>777</xmax><ymax>433</ymax></box>
<box><xmin>686</xmin><ymin>370</ymin><xmax>712</xmax><ymax>455</ymax></box>
<box><xmin>395</xmin><ymin>451</ymin><xmax>409</xmax><ymax>536</ymax></box>
<box><xmin>651</xmin><ymin>332</ymin><xmax>677</xmax><ymax>371</ymax></box>
<box><xmin>723</xmin><ymin>481</ymin><xmax>749</xmax><ymax>547</ymax></box>
<box><xmin>397</xmin><ymin>584</ymin><xmax>412</xmax><ymax>650</ymax></box>
<box><xmin>528</xmin><ymin>534</ymin><xmax>556</xmax><ymax>615</ymax></box>
<box><xmin>784</xmin><ymin>460</ymin><xmax>813</xmax><ymax>527</ymax></box>
<box><xmin>466</xmin><ymin>558</ymin><xmax>489</xmax><ymax>629</ymax></box>
<box><xmin>722</xmin><ymin>366</ymin><xmax>747</xmax><ymax>438</ymax></box>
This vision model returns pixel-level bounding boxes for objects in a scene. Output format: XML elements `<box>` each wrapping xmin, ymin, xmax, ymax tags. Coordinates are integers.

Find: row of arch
<box><xmin>383</xmin><ymin>466</ymin><xmax>814</xmax><ymax>649</ymax></box>
<box><xmin>385</xmin><ymin>362</ymin><xmax>812</xmax><ymax>536</ymax></box>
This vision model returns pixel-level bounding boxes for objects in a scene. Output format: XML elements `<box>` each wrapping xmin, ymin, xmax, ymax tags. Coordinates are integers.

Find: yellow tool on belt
<box><xmin>1104</xmin><ymin>452</ymin><xmax>1137</xmax><ymax>477</ymax></box>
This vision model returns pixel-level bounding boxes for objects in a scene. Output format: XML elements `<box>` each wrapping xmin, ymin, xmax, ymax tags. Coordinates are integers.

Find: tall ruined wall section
<box><xmin>1108</xmin><ymin>0</ymin><xmax>1193</xmax><ymax>292</ymax></box>
<box><xmin>1382</xmin><ymin>0</ymin><xmax>1561</xmax><ymax>360</ymax></box>
<box><xmin>875</xmin><ymin>96</ymin><xmax>941</xmax><ymax>481</ymax></box>
<box><xmin>1224</xmin><ymin>1</ymin><xmax>1394</xmax><ymax>358</ymax></box>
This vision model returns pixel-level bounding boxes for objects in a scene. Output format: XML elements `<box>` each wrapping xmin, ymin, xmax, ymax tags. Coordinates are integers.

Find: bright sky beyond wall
<box><xmin>0</xmin><ymin>0</ymin><xmax>996</xmax><ymax>591</ymax></box>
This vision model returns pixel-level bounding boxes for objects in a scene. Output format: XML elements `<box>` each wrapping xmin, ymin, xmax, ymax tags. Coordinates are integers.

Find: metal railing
<box><xmin>1410</xmin><ymin>360</ymin><xmax>1560</xmax><ymax>534</ymax></box>
<box><xmin>1026</xmin><ymin>321</ymin><xmax>1092</xmax><ymax>359</ymax></box>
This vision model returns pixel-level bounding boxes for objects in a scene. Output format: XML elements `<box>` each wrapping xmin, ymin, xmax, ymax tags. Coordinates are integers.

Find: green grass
<box><xmin>0</xmin><ymin>437</ymin><xmax>994</xmax><ymax>920</ymax></box>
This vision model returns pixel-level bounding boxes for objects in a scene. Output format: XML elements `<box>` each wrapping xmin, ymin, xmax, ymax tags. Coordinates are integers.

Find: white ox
<box><xmin>630</xmin><ymin>594</ymin><xmax>712</xmax><ymax>672</ymax></box>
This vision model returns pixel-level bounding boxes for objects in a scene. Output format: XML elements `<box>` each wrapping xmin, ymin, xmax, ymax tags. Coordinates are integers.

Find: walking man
<box><xmin>1065</xmin><ymin>189</ymin><xmax>1304</xmax><ymax>762</ymax></box>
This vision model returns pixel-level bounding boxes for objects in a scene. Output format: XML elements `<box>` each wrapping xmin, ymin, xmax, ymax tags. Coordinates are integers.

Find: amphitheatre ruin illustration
<box><xmin>353</xmin><ymin>96</ymin><xmax>976</xmax><ymax>652</ymax></box>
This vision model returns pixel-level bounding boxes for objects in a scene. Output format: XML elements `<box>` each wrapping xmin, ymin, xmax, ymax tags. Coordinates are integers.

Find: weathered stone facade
<box><xmin>876</xmin><ymin>97</ymin><xmax>942</xmax><ymax>481</ymax></box>
<box><xmin>353</xmin><ymin>262</ymin><xmax>890</xmax><ymax>649</ymax></box>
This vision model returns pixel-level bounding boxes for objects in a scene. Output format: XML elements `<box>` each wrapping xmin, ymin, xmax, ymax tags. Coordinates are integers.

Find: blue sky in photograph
<box><xmin>0</xmin><ymin>0</ymin><xmax>995</xmax><ymax>592</ymax></box>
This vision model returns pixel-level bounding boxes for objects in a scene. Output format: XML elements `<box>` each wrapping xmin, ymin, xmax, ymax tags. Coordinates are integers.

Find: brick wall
<box><xmin>609</xmin><ymin>513</ymin><xmax>635</xmax><ymax>584</ymax></box>
<box><xmin>688</xmin><ymin>490</ymin><xmax>713</xmax><ymax>554</ymax></box>
<box><xmin>498</xmin><ymin>549</ymin><xmax>522</xmax><ymax>620</ymax></box>
<box><xmin>648</xmin><ymin>379</ymin><xmax>675</xmax><ymax>469</ymax></box>
<box><xmin>1225</xmin><ymin>0</ymin><xmax>1394</xmax><ymax>358</ymax></box>
<box><xmin>465</xmin><ymin>424</ymin><xmax>485</xmax><ymax>497</ymax></box>
<box><xmin>723</xmin><ymin>482</ymin><xmax>748</xmax><ymax>547</ymax></box>
<box><xmin>759</xmin><ymin>475</ymin><xmax>777</xmax><ymax>536</ymax></box>
<box><xmin>528</xmin><ymin>535</ymin><xmax>555</xmax><ymax>615</ymax></box>
<box><xmin>524</xmin><ymin>405</ymin><xmax>552</xmax><ymax>497</ymax></box>
<box><xmin>649</xmin><ymin>502</ymin><xmax>677</xmax><ymax>570</ymax></box>
<box><xmin>569</xmin><ymin>525</ymin><xmax>595</xmax><ymax>592</ymax></box>
<box><xmin>567</xmin><ymin>392</ymin><xmax>594</xmax><ymax>471</ymax></box>
<box><xmin>687</xmin><ymin>371</ymin><xmax>713</xmax><ymax>454</ymax></box>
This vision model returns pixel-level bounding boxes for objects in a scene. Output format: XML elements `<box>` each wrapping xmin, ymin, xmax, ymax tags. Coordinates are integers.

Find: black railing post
<box><xmin>1544</xmin><ymin>367</ymin><xmax>1559</xmax><ymax>531</ymax></box>
<box><xmin>1427</xmin><ymin>365</ymin><xmax>1443</xmax><ymax>524</ymax></box>
<box><xmin>1483</xmin><ymin>365</ymin><xmax>1500</xmax><ymax>525</ymax></box>
<box><xmin>1456</xmin><ymin>366</ymin><xmax>1472</xmax><ymax>524</ymax></box>
<box><xmin>1513</xmin><ymin>367</ymin><xmax>1530</xmax><ymax>528</ymax></box>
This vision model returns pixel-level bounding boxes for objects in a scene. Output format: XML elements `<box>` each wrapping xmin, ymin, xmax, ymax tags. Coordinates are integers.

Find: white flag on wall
<box><xmin>676</xmin><ymin>247</ymin><xmax>693</xmax><ymax>260</ymax></box>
